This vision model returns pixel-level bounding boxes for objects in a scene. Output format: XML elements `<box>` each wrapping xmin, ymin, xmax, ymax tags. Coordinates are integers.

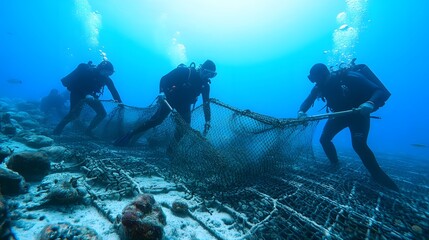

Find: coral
<box><xmin>47</xmin><ymin>179</ymin><xmax>81</xmax><ymax>204</ymax></box>
<box><xmin>171</xmin><ymin>200</ymin><xmax>189</xmax><ymax>216</ymax></box>
<box><xmin>134</xmin><ymin>194</ymin><xmax>155</xmax><ymax>214</ymax></box>
<box><xmin>120</xmin><ymin>194</ymin><xmax>166</xmax><ymax>240</ymax></box>
<box><xmin>38</xmin><ymin>222</ymin><xmax>100</xmax><ymax>240</ymax></box>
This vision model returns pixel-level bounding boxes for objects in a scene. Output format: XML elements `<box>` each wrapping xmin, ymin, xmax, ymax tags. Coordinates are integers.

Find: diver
<box><xmin>114</xmin><ymin>59</ymin><xmax>217</xmax><ymax>146</ymax></box>
<box><xmin>53</xmin><ymin>60</ymin><xmax>123</xmax><ymax>136</ymax></box>
<box><xmin>40</xmin><ymin>88</ymin><xmax>67</xmax><ymax>120</ymax></box>
<box><xmin>297</xmin><ymin>62</ymin><xmax>399</xmax><ymax>191</ymax></box>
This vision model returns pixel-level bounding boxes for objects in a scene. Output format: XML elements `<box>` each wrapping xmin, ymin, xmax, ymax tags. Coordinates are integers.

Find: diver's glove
<box><xmin>358</xmin><ymin>101</ymin><xmax>375</xmax><ymax>115</ymax></box>
<box><xmin>297</xmin><ymin>111</ymin><xmax>307</xmax><ymax>119</ymax></box>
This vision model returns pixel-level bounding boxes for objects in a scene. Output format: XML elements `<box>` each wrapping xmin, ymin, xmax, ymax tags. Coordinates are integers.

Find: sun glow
<box><xmin>96</xmin><ymin>0</ymin><xmax>342</xmax><ymax>65</ymax></box>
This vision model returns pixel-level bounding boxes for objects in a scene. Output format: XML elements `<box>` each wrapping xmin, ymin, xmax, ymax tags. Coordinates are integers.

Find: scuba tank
<box><xmin>330</xmin><ymin>58</ymin><xmax>391</xmax><ymax>106</ymax></box>
<box><xmin>349</xmin><ymin>58</ymin><xmax>391</xmax><ymax>97</ymax></box>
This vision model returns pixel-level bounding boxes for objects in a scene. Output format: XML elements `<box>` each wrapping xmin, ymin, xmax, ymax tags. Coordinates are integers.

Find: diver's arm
<box><xmin>105</xmin><ymin>78</ymin><xmax>122</xmax><ymax>103</ymax></box>
<box><xmin>367</xmin><ymin>86</ymin><xmax>388</xmax><ymax>108</ymax></box>
<box><xmin>201</xmin><ymin>84</ymin><xmax>211</xmax><ymax>122</ymax></box>
<box><xmin>352</xmin><ymin>74</ymin><xmax>388</xmax><ymax>108</ymax></box>
<box><xmin>299</xmin><ymin>86</ymin><xmax>319</xmax><ymax>113</ymax></box>
<box><xmin>159</xmin><ymin>67</ymin><xmax>187</xmax><ymax>94</ymax></box>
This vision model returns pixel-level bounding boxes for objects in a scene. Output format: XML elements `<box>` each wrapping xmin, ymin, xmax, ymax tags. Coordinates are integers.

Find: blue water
<box><xmin>1</xmin><ymin>0</ymin><xmax>428</xmax><ymax>159</ymax></box>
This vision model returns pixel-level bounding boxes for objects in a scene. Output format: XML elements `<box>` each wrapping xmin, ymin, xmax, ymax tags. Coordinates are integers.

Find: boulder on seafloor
<box><xmin>21</xmin><ymin>134</ymin><xmax>54</xmax><ymax>149</ymax></box>
<box><xmin>0</xmin><ymin>146</ymin><xmax>12</xmax><ymax>164</ymax></box>
<box><xmin>0</xmin><ymin>197</ymin><xmax>17</xmax><ymax>239</ymax></box>
<box><xmin>15</xmin><ymin>101</ymin><xmax>39</xmax><ymax>113</ymax></box>
<box><xmin>119</xmin><ymin>194</ymin><xmax>167</xmax><ymax>240</ymax></box>
<box><xmin>171</xmin><ymin>199</ymin><xmax>189</xmax><ymax>216</ymax></box>
<box><xmin>0</xmin><ymin>113</ymin><xmax>17</xmax><ymax>135</ymax></box>
<box><xmin>39</xmin><ymin>146</ymin><xmax>70</xmax><ymax>163</ymax></box>
<box><xmin>0</xmin><ymin>99</ymin><xmax>10</xmax><ymax>112</ymax></box>
<box><xmin>6</xmin><ymin>151</ymin><xmax>50</xmax><ymax>182</ymax></box>
<box><xmin>0</xmin><ymin>166</ymin><xmax>26</xmax><ymax>195</ymax></box>
<box><xmin>11</xmin><ymin>108</ymin><xmax>41</xmax><ymax>129</ymax></box>
<box><xmin>9</xmin><ymin>111</ymin><xmax>31</xmax><ymax>122</ymax></box>
<box><xmin>1</xmin><ymin>124</ymin><xmax>17</xmax><ymax>135</ymax></box>
<box><xmin>37</xmin><ymin>222</ymin><xmax>101</xmax><ymax>240</ymax></box>
<box><xmin>20</xmin><ymin>119</ymin><xmax>39</xmax><ymax>129</ymax></box>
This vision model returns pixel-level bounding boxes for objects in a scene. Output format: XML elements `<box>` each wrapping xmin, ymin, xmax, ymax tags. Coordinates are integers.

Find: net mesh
<box><xmin>72</xmin><ymin>99</ymin><xmax>317</xmax><ymax>190</ymax></box>
<box><xmin>52</xmin><ymin>99</ymin><xmax>428</xmax><ymax>239</ymax></box>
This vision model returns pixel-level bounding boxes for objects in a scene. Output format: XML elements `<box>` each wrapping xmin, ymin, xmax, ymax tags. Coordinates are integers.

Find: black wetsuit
<box><xmin>54</xmin><ymin>63</ymin><xmax>122</xmax><ymax>134</ymax></box>
<box><xmin>299</xmin><ymin>71</ymin><xmax>398</xmax><ymax>191</ymax></box>
<box><xmin>133</xmin><ymin>66</ymin><xmax>211</xmax><ymax>135</ymax></box>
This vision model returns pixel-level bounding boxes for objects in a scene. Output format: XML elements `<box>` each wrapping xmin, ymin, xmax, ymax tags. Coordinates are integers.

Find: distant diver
<box><xmin>114</xmin><ymin>60</ymin><xmax>217</xmax><ymax>146</ymax></box>
<box><xmin>53</xmin><ymin>60</ymin><xmax>123</xmax><ymax>136</ymax></box>
<box><xmin>297</xmin><ymin>60</ymin><xmax>399</xmax><ymax>191</ymax></box>
<box><xmin>40</xmin><ymin>88</ymin><xmax>67</xmax><ymax>119</ymax></box>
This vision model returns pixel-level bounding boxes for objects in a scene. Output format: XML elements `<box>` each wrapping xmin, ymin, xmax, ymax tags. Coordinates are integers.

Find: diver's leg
<box><xmin>85</xmin><ymin>99</ymin><xmax>106</xmax><ymax>134</ymax></box>
<box><xmin>134</xmin><ymin>102</ymin><xmax>171</xmax><ymax>134</ymax></box>
<box><xmin>53</xmin><ymin>113</ymin><xmax>73</xmax><ymax>135</ymax></box>
<box><xmin>173</xmin><ymin>104</ymin><xmax>191</xmax><ymax>141</ymax></box>
<box><xmin>350</xmin><ymin>116</ymin><xmax>399</xmax><ymax>191</ymax></box>
<box><xmin>53</xmin><ymin>93</ymin><xmax>84</xmax><ymax>135</ymax></box>
<box><xmin>114</xmin><ymin>102</ymin><xmax>171</xmax><ymax>146</ymax></box>
<box><xmin>177</xmin><ymin>104</ymin><xmax>191</xmax><ymax>125</ymax></box>
<box><xmin>162</xmin><ymin>103</ymin><xmax>190</xmax><ymax>155</ymax></box>
<box><xmin>320</xmin><ymin>117</ymin><xmax>347</xmax><ymax>164</ymax></box>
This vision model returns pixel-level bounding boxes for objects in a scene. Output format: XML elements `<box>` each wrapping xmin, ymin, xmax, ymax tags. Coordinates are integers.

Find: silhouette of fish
<box><xmin>410</xmin><ymin>143</ymin><xmax>427</xmax><ymax>148</ymax></box>
<box><xmin>6</xmin><ymin>78</ymin><xmax>22</xmax><ymax>84</ymax></box>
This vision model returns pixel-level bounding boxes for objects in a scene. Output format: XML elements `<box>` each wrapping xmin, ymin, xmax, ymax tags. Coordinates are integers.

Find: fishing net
<box><xmin>44</xmin><ymin>98</ymin><xmax>429</xmax><ymax>239</ymax></box>
<box><xmin>64</xmin><ymin>98</ymin><xmax>317</xmax><ymax>190</ymax></box>
<box><xmin>173</xmin><ymin>99</ymin><xmax>317</xmax><ymax>190</ymax></box>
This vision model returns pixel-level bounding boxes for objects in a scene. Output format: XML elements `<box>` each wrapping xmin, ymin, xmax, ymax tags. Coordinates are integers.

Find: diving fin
<box><xmin>373</xmin><ymin>173</ymin><xmax>400</xmax><ymax>192</ymax></box>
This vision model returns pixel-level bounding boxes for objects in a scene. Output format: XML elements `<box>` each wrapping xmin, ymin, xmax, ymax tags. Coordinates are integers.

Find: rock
<box><xmin>219</xmin><ymin>213</ymin><xmax>234</xmax><ymax>225</ymax></box>
<box><xmin>1</xmin><ymin>113</ymin><xmax>13</xmax><ymax>124</ymax></box>
<box><xmin>13</xmin><ymin>220</ymin><xmax>35</xmax><ymax>231</ymax></box>
<box><xmin>0</xmin><ymin>199</ymin><xmax>17</xmax><ymax>239</ymax></box>
<box><xmin>37</xmin><ymin>222</ymin><xmax>101</xmax><ymax>240</ymax></box>
<box><xmin>39</xmin><ymin>146</ymin><xmax>69</xmax><ymax>163</ymax></box>
<box><xmin>15</xmin><ymin>102</ymin><xmax>38</xmax><ymax>113</ymax></box>
<box><xmin>1</xmin><ymin>113</ymin><xmax>17</xmax><ymax>135</ymax></box>
<box><xmin>0</xmin><ymin>166</ymin><xmax>26</xmax><ymax>195</ymax></box>
<box><xmin>10</xmin><ymin>111</ymin><xmax>31</xmax><ymax>122</ymax></box>
<box><xmin>171</xmin><ymin>199</ymin><xmax>189</xmax><ymax>216</ymax></box>
<box><xmin>22</xmin><ymin>134</ymin><xmax>54</xmax><ymax>149</ymax></box>
<box><xmin>0</xmin><ymin>134</ymin><xmax>8</xmax><ymax>143</ymax></box>
<box><xmin>120</xmin><ymin>194</ymin><xmax>166</xmax><ymax>240</ymax></box>
<box><xmin>7</xmin><ymin>151</ymin><xmax>50</xmax><ymax>182</ymax></box>
<box><xmin>0</xmin><ymin>146</ymin><xmax>12</xmax><ymax>164</ymax></box>
<box><xmin>2</xmin><ymin>125</ymin><xmax>16</xmax><ymax>135</ymax></box>
<box><xmin>20</xmin><ymin>119</ymin><xmax>39</xmax><ymax>128</ymax></box>
<box><xmin>0</xmin><ymin>100</ymin><xmax>10</xmax><ymax>112</ymax></box>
